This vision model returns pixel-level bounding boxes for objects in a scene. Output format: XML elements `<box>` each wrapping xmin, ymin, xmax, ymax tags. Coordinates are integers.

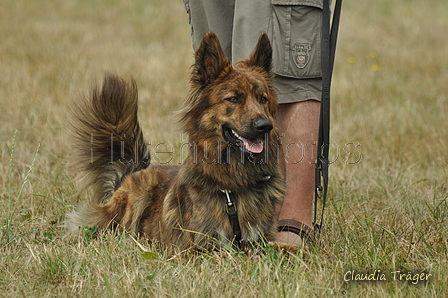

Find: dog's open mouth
<box><xmin>222</xmin><ymin>125</ymin><xmax>264</xmax><ymax>154</ymax></box>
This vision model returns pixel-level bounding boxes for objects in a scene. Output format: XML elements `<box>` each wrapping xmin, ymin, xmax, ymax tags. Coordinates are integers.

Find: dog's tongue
<box><xmin>240</xmin><ymin>137</ymin><xmax>263</xmax><ymax>153</ymax></box>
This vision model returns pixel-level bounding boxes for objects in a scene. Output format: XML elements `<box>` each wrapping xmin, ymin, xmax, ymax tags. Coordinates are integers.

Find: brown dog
<box><xmin>66</xmin><ymin>32</ymin><xmax>285</xmax><ymax>251</ymax></box>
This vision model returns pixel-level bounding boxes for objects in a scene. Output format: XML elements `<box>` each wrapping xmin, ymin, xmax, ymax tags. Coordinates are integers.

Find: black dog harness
<box><xmin>221</xmin><ymin>175</ymin><xmax>271</xmax><ymax>243</ymax></box>
<box><xmin>221</xmin><ymin>189</ymin><xmax>242</xmax><ymax>242</ymax></box>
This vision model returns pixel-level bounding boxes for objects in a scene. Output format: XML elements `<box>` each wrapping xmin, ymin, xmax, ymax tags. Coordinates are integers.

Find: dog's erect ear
<box><xmin>193</xmin><ymin>32</ymin><xmax>231</xmax><ymax>86</ymax></box>
<box><xmin>247</xmin><ymin>33</ymin><xmax>272</xmax><ymax>74</ymax></box>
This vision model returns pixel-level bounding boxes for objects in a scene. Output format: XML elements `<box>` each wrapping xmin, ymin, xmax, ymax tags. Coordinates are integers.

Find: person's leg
<box><xmin>232</xmin><ymin>0</ymin><xmax>271</xmax><ymax>64</ymax></box>
<box><xmin>186</xmin><ymin>0</ymin><xmax>323</xmax><ymax>246</ymax></box>
<box><xmin>269</xmin><ymin>3</ymin><xmax>323</xmax><ymax>245</ymax></box>
<box><xmin>275</xmin><ymin>99</ymin><xmax>320</xmax><ymax>245</ymax></box>
<box><xmin>185</xmin><ymin>0</ymin><xmax>235</xmax><ymax>57</ymax></box>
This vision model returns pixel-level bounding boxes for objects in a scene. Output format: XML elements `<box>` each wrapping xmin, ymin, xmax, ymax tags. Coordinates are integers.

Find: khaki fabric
<box><xmin>184</xmin><ymin>0</ymin><xmax>323</xmax><ymax>103</ymax></box>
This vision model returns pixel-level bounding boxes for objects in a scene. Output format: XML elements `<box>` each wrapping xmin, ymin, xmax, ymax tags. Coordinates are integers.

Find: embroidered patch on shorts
<box><xmin>292</xmin><ymin>42</ymin><xmax>311</xmax><ymax>69</ymax></box>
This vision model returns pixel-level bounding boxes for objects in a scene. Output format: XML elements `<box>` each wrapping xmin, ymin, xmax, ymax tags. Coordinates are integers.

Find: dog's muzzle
<box><xmin>222</xmin><ymin>119</ymin><xmax>272</xmax><ymax>154</ymax></box>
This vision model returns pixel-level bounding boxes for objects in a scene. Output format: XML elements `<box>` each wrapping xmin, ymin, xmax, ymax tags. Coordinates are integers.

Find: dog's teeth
<box><xmin>231</xmin><ymin>129</ymin><xmax>241</xmax><ymax>139</ymax></box>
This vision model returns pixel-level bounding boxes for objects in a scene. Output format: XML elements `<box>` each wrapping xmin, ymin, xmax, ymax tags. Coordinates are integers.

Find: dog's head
<box><xmin>182</xmin><ymin>32</ymin><xmax>278</xmax><ymax>159</ymax></box>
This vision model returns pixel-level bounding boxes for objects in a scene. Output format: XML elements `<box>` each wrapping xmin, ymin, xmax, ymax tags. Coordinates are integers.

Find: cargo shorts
<box><xmin>183</xmin><ymin>0</ymin><xmax>323</xmax><ymax>104</ymax></box>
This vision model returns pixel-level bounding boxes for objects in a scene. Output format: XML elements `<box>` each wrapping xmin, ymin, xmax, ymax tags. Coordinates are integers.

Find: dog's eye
<box><xmin>226</xmin><ymin>96</ymin><xmax>240</xmax><ymax>103</ymax></box>
<box><xmin>260</xmin><ymin>96</ymin><xmax>268</xmax><ymax>104</ymax></box>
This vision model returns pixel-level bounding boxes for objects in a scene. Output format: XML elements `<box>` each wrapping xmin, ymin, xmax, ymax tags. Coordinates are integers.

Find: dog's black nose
<box><xmin>253</xmin><ymin>119</ymin><xmax>273</xmax><ymax>133</ymax></box>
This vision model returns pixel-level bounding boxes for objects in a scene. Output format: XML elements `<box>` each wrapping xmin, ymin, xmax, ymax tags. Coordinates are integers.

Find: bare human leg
<box><xmin>275</xmin><ymin>100</ymin><xmax>320</xmax><ymax>245</ymax></box>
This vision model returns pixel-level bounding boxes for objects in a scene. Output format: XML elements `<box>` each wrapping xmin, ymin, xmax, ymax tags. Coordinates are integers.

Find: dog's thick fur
<box><xmin>66</xmin><ymin>32</ymin><xmax>285</xmax><ymax>250</ymax></box>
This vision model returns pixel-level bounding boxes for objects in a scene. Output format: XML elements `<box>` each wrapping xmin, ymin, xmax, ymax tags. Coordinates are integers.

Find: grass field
<box><xmin>1</xmin><ymin>0</ymin><xmax>447</xmax><ymax>297</ymax></box>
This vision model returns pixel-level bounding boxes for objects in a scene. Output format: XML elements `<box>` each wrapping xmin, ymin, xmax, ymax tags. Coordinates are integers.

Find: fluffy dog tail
<box><xmin>68</xmin><ymin>75</ymin><xmax>150</xmax><ymax>205</ymax></box>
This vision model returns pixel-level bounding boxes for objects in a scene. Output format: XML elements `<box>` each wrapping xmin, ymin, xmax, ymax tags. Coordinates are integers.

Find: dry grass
<box><xmin>0</xmin><ymin>0</ymin><xmax>447</xmax><ymax>297</ymax></box>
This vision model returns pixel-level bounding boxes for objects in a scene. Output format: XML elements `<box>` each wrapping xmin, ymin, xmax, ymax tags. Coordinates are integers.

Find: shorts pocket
<box><xmin>270</xmin><ymin>0</ymin><xmax>323</xmax><ymax>79</ymax></box>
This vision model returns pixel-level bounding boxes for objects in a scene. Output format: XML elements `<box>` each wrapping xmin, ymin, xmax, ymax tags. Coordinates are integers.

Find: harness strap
<box><xmin>314</xmin><ymin>0</ymin><xmax>343</xmax><ymax>233</ymax></box>
<box><xmin>221</xmin><ymin>189</ymin><xmax>242</xmax><ymax>242</ymax></box>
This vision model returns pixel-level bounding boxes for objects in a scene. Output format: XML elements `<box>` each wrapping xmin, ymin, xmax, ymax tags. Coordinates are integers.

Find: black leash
<box><xmin>314</xmin><ymin>0</ymin><xmax>343</xmax><ymax>233</ymax></box>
